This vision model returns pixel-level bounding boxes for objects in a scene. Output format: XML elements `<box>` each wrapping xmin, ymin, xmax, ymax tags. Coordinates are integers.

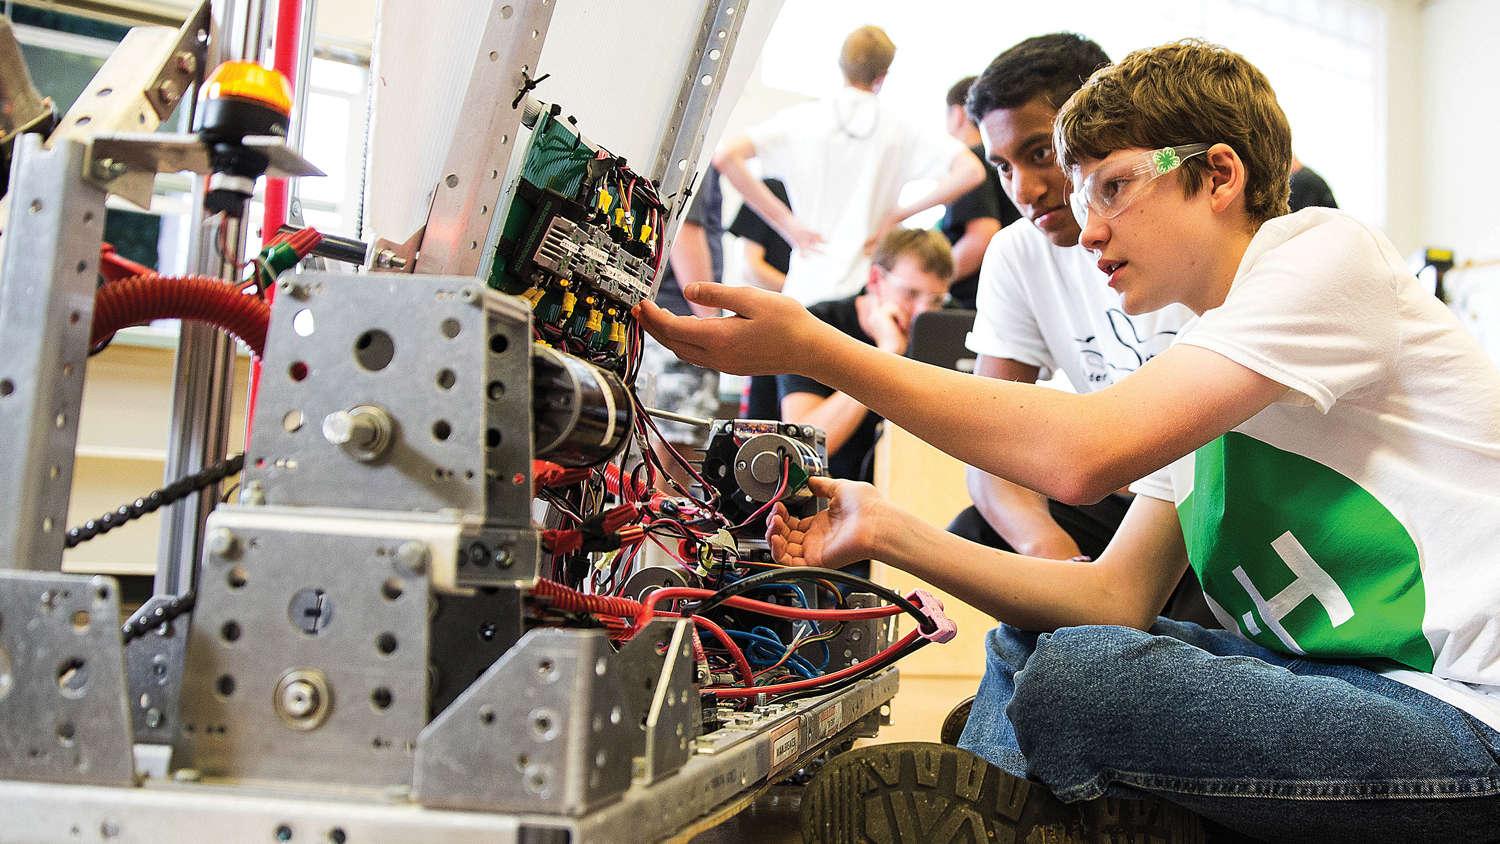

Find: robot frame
<box><xmin>0</xmin><ymin>2</ymin><xmax>955</xmax><ymax>842</ymax></box>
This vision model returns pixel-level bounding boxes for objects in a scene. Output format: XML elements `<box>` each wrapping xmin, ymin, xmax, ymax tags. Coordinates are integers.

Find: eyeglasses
<box><xmin>873</xmin><ymin>265</ymin><xmax>950</xmax><ymax>309</ymax></box>
<box><xmin>1068</xmin><ymin>143</ymin><xmax>1213</xmax><ymax>226</ymax></box>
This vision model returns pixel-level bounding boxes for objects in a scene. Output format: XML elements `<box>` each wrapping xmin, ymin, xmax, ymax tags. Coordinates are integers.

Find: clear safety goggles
<box><xmin>1068</xmin><ymin>143</ymin><xmax>1213</xmax><ymax>225</ymax></box>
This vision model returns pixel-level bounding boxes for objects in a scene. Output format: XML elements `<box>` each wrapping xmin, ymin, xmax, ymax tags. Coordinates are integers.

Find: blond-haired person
<box><xmin>713</xmin><ymin>25</ymin><xmax>983</xmax><ymax>307</ymax></box>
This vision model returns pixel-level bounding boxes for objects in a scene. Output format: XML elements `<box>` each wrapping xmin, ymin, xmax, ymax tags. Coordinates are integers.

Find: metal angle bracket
<box><xmin>0</xmin><ymin>571</ymin><xmax>136</xmax><ymax>785</ymax></box>
<box><xmin>50</xmin><ymin>0</ymin><xmax>213</xmax><ymax>210</ymax></box>
<box><xmin>616</xmin><ymin>619</ymin><xmax>700</xmax><ymax>785</ymax></box>
<box><xmin>414</xmin><ymin>627</ymin><xmax>637</xmax><ymax>815</ymax></box>
<box><xmin>415</xmin><ymin>0</ymin><xmax>559</xmax><ymax>278</ymax></box>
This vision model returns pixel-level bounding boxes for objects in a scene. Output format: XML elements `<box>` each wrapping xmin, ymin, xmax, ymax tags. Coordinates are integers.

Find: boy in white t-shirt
<box><xmin>950</xmin><ymin>36</ymin><xmax>1204</xmax><ymax>631</ymax></box>
<box><xmin>639</xmin><ymin>39</ymin><xmax>1500</xmax><ymax>843</ymax></box>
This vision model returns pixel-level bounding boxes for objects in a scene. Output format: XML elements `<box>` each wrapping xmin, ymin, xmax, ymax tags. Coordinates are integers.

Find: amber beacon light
<box><xmin>194</xmin><ymin>60</ymin><xmax>293</xmax><ymax>215</ymax></box>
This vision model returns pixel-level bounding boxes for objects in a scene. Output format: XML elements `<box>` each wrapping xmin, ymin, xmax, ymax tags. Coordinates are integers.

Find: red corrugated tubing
<box><xmin>530</xmin><ymin>578</ymin><xmax>645</xmax><ymax>622</ymax></box>
<box><xmin>92</xmin><ymin>275</ymin><xmax>271</xmax><ymax>359</ymax></box>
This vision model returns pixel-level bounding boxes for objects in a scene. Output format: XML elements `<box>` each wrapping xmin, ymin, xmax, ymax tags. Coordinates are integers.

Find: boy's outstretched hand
<box><xmin>767</xmin><ymin>476</ymin><xmax>888</xmax><ymax>569</ymax></box>
<box><xmin>633</xmin><ymin>283</ymin><xmax>822</xmax><ymax>376</ymax></box>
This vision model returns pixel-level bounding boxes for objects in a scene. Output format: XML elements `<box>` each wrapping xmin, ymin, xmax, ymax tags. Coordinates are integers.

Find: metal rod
<box><xmin>154</xmin><ymin>0</ymin><xmax>268</xmax><ymax>596</ymax></box>
<box><xmin>643</xmin><ymin>406</ymin><xmax>714</xmax><ymax>429</ymax></box>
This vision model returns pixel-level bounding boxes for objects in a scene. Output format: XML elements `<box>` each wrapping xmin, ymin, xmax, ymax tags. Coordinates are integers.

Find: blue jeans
<box><xmin>957</xmin><ymin>619</ymin><xmax>1500</xmax><ymax>843</ymax></box>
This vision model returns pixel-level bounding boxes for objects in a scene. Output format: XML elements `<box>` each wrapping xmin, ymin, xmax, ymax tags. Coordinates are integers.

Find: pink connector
<box><xmin>906</xmin><ymin>589</ymin><xmax>958</xmax><ymax>644</ymax></box>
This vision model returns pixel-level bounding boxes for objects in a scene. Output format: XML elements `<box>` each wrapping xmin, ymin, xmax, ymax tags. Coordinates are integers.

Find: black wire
<box><xmin>687</xmin><ymin>567</ymin><xmax>937</xmax><ymax>635</ymax></box>
<box><xmin>65</xmin><ymin>454</ymin><xmax>245</xmax><ymax>548</ymax></box>
<box><xmin>762</xmin><ymin>637</ymin><xmax>928</xmax><ymax>704</ymax></box>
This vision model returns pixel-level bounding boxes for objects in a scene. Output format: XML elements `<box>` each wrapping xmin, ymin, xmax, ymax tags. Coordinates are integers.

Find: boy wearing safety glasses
<box><xmin>637</xmin><ymin>40</ymin><xmax>1500</xmax><ymax>843</ymax></box>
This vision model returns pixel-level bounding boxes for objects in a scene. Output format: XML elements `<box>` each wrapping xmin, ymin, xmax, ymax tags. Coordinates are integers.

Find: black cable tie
<box><xmin>511</xmin><ymin>71</ymin><xmax>552</xmax><ymax>110</ymax></box>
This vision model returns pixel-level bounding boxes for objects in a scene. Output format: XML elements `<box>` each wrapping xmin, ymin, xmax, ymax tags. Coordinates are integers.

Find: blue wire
<box><xmin>725</xmin><ymin>628</ymin><xmax>818</xmax><ymax>679</ymax></box>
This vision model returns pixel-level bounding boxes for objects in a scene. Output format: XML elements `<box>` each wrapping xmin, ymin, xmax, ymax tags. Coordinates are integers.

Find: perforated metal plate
<box><xmin>0</xmin><ymin>571</ymin><xmax>134</xmax><ymax>785</ymax></box>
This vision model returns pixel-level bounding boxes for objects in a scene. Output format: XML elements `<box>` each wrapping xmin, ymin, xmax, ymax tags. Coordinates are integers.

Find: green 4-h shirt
<box><xmin>1132</xmin><ymin>209</ymin><xmax>1500</xmax><ymax>730</ymax></box>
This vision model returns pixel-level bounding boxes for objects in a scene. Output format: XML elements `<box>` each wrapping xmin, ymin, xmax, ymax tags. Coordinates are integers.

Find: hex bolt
<box><xmin>174</xmin><ymin>51</ymin><xmax>197</xmax><ymax>74</ymax></box>
<box><xmin>396</xmin><ymin>541</ymin><xmax>429</xmax><ymax>575</ymax></box>
<box><xmin>280</xmin><ymin>679</ymin><xmax>319</xmax><ymax>718</ymax></box>
<box><xmin>90</xmin><ymin>158</ymin><xmax>125</xmax><ymax>181</ymax></box>
<box><xmin>156</xmin><ymin>79</ymin><xmax>179</xmax><ymax>104</ymax></box>
<box><xmin>493</xmin><ymin>546</ymin><xmax>514</xmax><ymax>568</ymax></box>
<box><xmin>278</xmin><ymin>279</ymin><xmax>307</xmax><ymax>300</ymax></box>
<box><xmin>374</xmin><ymin>249</ymin><xmax>408</xmax><ymax>270</ymax></box>
<box><xmin>323</xmin><ymin>406</ymin><xmax>394</xmax><ymax>462</ymax></box>
<box><xmin>206</xmin><ymin>528</ymin><xmax>238</xmax><ymax>559</ymax></box>
<box><xmin>239</xmin><ymin>481</ymin><xmax>266</xmax><ymax>506</ymax></box>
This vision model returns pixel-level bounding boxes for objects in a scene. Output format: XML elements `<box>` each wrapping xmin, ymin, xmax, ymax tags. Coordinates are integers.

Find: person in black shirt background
<box><xmin>1289</xmin><ymin>155</ymin><xmax>1338</xmax><ymax>211</ymax></box>
<box><xmin>940</xmin><ymin>75</ymin><xmax>1022</xmax><ymax>309</ymax></box>
<box><xmin>729</xmin><ymin>179</ymin><xmax>794</xmax><ymax>421</ymax></box>
<box><xmin>777</xmin><ymin>229</ymin><xmax>953</xmax><ymax>482</ymax></box>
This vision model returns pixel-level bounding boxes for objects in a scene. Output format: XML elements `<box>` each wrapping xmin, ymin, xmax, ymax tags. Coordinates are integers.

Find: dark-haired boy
<box><xmin>640</xmin><ymin>39</ymin><xmax>1500</xmax><ymax>843</ymax></box>
<box><xmin>953</xmin><ymin>36</ymin><xmax>1198</xmax><ymax>618</ymax></box>
<box><xmin>939</xmin><ymin>75</ymin><xmax>1020</xmax><ymax>309</ymax></box>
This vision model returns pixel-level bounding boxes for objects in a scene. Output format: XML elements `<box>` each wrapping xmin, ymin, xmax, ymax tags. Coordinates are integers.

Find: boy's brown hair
<box><xmin>839</xmin><ymin>26</ymin><xmax>897</xmax><ymax>88</ymax></box>
<box><xmin>872</xmin><ymin>228</ymin><xmax>955</xmax><ymax>282</ymax></box>
<box><xmin>1055</xmin><ymin>39</ymin><xmax>1292</xmax><ymax>225</ymax></box>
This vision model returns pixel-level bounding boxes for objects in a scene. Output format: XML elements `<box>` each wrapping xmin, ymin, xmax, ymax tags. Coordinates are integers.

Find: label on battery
<box><xmin>818</xmin><ymin>702</ymin><xmax>844</xmax><ymax>738</ymax></box>
<box><xmin>770</xmin><ymin>721</ymin><xmax>800</xmax><ymax>774</ymax></box>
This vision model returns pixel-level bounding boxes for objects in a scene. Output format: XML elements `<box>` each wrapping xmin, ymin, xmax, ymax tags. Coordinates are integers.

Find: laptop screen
<box><xmin>905</xmin><ymin>309</ymin><xmax>978</xmax><ymax>373</ymax></box>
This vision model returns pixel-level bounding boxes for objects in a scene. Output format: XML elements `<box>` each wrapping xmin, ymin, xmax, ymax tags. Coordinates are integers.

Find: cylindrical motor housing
<box><xmin>733</xmin><ymin>433</ymin><xmax>823</xmax><ymax>503</ymax></box>
<box><xmin>532</xmin><ymin>345</ymin><xmax>632</xmax><ymax>467</ymax></box>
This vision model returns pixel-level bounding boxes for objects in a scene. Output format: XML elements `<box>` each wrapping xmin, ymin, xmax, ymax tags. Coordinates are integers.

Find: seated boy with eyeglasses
<box><xmin>777</xmin><ymin>227</ymin><xmax>953</xmax><ymax>483</ymax></box>
<box><xmin>637</xmin><ymin>39</ymin><xmax>1500</xmax><ymax>843</ymax></box>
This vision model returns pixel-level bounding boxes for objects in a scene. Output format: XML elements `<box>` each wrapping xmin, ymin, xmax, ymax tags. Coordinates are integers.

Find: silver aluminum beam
<box><xmin>413</xmin><ymin>0</ymin><xmax>557</xmax><ymax>278</ymax></box>
<box><xmin>649</xmin><ymin>0</ymin><xmax>747</xmax><ymax>250</ymax></box>
<box><xmin>0</xmin><ymin>136</ymin><xmax>108</xmax><ymax>571</ymax></box>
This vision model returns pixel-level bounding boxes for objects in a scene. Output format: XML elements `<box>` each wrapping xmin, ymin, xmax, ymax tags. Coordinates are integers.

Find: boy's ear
<box><xmin>1205</xmin><ymin>143</ymin><xmax>1247</xmax><ymax>213</ymax></box>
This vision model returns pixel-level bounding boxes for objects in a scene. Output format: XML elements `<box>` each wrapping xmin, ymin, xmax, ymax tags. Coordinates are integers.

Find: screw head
<box><xmin>144</xmin><ymin>708</ymin><xmax>164</xmax><ymax>729</ymax></box>
<box><xmin>206</xmin><ymin>528</ymin><xmax>237</xmax><ymax>558</ymax></box>
<box><xmin>281</xmin><ymin>679</ymin><xmax>318</xmax><ymax>718</ymax></box>
<box><xmin>396</xmin><ymin>541</ymin><xmax>429</xmax><ymax>574</ymax></box>
<box><xmin>493</xmin><ymin>546</ymin><xmax>513</xmax><ymax>568</ymax></box>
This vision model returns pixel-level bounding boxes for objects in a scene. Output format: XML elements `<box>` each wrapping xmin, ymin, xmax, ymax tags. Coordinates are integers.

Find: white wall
<box><xmin>1420</xmin><ymin>0</ymin><xmax>1500</xmax><ymax>262</ymax></box>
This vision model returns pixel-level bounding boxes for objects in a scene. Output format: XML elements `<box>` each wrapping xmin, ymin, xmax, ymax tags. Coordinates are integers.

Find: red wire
<box><xmin>710</xmin><ymin>629</ymin><xmax>922</xmax><ymax>700</ymax></box>
<box><xmin>692</xmin><ymin>615</ymin><xmax>753</xmax><ymax>689</ymax></box>
<box><xmin>638</xmin><ymin>587</ymin><xmax>902</xmax><ymax>628</ymax></box>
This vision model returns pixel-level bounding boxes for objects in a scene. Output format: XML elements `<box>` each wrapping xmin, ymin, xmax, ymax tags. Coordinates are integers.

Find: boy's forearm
<box><xmin>869</xmin><ymin>503</ymin><xmax>1142</xmax><ymax>630</ymax></box>
<box><xmin>713</xmin><ymin>139</ymin><xmax>796</xmax><ymax>236</ymax></box>
<box><xmin>966</xmin><ymin>466</ymin><xmax>1082</xmax><ymax>560</ymax></box>
<box><xmin>806</xmin><ymin>340</ymin><xmax>1268</xmax><ymax>505</ymax></box>
<box><xmin>951</xmin><ymin>217</ymin><xmax>1001</xmax><ymax>281</ymax></box>
<box><xmin>892</xmin><ymin>149</ymin><xmax>987</xmax><ymax>223</ymax></box>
